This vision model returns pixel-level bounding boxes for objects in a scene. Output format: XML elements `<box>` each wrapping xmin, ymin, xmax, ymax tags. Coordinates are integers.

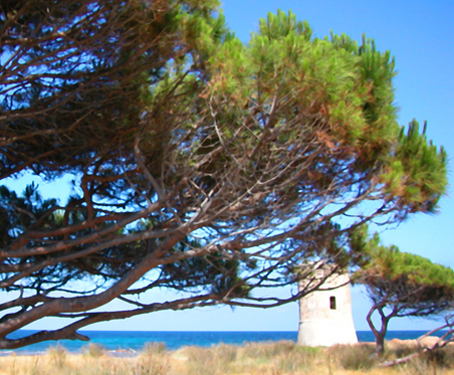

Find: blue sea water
<box><xmin>2</xmin><ymin>330</ymin><xmax>448</xmax><ymax>355</ymax></box>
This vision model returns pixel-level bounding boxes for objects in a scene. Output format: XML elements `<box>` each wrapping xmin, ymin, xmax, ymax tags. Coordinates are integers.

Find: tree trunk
<box><xmin>375</xmin><ymin>331</ymin><xmax>386</xmax><ymax>356</ymax></box>
<box><xmin>366</xmin><ymin>305</ymin><xmax>389</xmax><ymax>356</ymax></box>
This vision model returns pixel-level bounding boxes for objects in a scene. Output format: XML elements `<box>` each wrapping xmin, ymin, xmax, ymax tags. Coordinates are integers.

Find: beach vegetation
<box><xmin>2</xmin><ymin>341</ymin><xmax>454</xmax><ymax>375</ymax></box>
<box><xmin>328</xmin><ymin>343</ymin><xmax>377</xmax><ymax>370</ymax></box>
<box><xmin>0</xmin><ymin>0</ymin><xmax>448</xmax><ymax>349</ymax></box>
<box><xmin>82</xmin><ymin>343</ymin><xmax>106</xmax><ymax>358</ymax></box>
<box><xmin>141</xmin><ymin>342</ymin><xmax>167</xmax><ymax>357</ymax></box>
<box><xmin>398</xmin><ymin>348</ymin><xmax>454</xmax><ymax>375</ymax></box>
<box><xmin>46</xmin><ymin>343</ymin><xmax>67</xmax><ymax>368</ymax></box>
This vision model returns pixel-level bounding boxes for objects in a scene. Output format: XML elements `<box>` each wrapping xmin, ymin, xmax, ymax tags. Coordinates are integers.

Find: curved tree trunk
<box><xmin>367</xmin><ymin>305</ymin><xmax>389</xmax><ymax>356</ymax></box>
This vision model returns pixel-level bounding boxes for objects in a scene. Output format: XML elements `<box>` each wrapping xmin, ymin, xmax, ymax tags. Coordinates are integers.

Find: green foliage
<box><xmin>352</xmin><ymin>226</ymin><xmax>454</xmax><ymax>355</ymax></box>
<box><xmin>206</xmin><ymin>9</ymin><xmax>447</xmax><ymax>217</ymax></box>
<box><xmin>354</xmin><ymin>228</ymin><xmax>454</xmax><ymax>292</ymax></box>
<box><xmin>393</xmin><ymin>120</ymin><xmax>448</xmax><ymax>213</ymax></box>
<box><xmin>0</xmin><ymin>2</ymin><xmax>449</xmax><ymax>348</ymax></box>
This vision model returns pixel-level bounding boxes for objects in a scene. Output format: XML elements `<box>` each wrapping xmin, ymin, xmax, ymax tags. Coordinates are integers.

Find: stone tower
<box><xmin>297</xmin><ymin>266</ymin><xmax>358</xmax><ymax>347</ymax></box>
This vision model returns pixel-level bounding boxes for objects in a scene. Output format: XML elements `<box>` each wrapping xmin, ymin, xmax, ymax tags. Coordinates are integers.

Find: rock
<box><xmin>387</xmin><ymin>338</ymin><xmax>417</xmax><ymax>349</ymax></box>
<box><xmin>418</xmin><ymin>336</ymin><xmax>443</xmax><ymax>348</ymax></box>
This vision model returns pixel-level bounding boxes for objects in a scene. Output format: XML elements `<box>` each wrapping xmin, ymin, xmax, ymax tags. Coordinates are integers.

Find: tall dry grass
<box><xmin>1</xmin><ymin>340</ymin><xmax>454</xmax><ymax>375</ymax></box>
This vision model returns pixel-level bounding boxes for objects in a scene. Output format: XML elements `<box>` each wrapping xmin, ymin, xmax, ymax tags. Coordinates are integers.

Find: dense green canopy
<box><xmin>0</xmin><ymin>1</ymin><xmax>448</xmax><ymax>348</ymax></box>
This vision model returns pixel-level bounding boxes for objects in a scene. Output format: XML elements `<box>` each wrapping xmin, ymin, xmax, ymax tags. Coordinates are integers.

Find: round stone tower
<box><xmin>297</xmin><ymin>265</ymin><xmax>358</xmax><ymax>347</ymax></box>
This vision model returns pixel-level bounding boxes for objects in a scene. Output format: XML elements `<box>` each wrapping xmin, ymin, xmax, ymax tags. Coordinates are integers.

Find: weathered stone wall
<box><xmin>297</xmin><ymin>268</ymin><xmax>358</xmax><ymax>347</ymax></box>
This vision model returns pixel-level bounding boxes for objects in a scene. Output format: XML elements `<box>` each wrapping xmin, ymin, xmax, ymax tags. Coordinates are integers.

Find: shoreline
<box><xmin>2</xmin><ymin>336</ymin><xmax>450</xmax><ymax>357</ymax></box>
<box><xmin>3</xmin><ymin>329</ymin><xmax>447</xmax><ymax>355</ymax></box>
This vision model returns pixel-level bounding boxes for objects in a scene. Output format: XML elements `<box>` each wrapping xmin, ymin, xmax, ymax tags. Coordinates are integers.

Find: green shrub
<box><xmin>391</xmin><ymin>345</ymin><xmax>454</xmax><ymax>370</ymax></box>
<box><xmin>419</xmin><ymin>346</ymin><xmax>454</xmax><ymax>369</ymax></box>
<box><xmin>330</xmin><ymin>344</ymin><xmax>377</xmax><ymax>370</ymax></box>
<box><xmin>390</xmin><ymin>345</ymin><xmax>419</xmax><ymax>360</ymax></box>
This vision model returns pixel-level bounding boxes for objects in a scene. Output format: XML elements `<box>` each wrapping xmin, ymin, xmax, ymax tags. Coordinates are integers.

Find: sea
<box><xmin>1</xmin><ymin>330</ymin><xmax>449</xmax><ymax>355</ymax></box>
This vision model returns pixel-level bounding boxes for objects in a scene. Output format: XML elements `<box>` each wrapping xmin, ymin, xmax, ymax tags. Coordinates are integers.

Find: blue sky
<box><xmin>16</xmin><ymin>1</ymin><xmax>454</xmax><ymax>332</ymax></box>
<box><xmin>218</xmin><ymin>0</ymin><xmax>454</xmax><ymax>331</ymax></box>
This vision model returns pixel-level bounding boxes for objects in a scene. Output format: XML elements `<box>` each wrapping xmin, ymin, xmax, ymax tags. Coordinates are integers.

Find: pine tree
<box><xmin>0</xmin><ymin>3</ymin><xmax>448</xmax><ymax>348</ymax></box>
<box><xmin>352</xmin><ymin>227</ymin><xmax>454</xmax><ymax>355</ymax></box>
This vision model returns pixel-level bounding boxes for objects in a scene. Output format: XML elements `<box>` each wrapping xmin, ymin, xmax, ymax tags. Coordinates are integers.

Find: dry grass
<box><xmin>81</xmin><ymin>343</ymin><xmax>106</xmax><ymax>358</ymax></box>
<box><xmin>1</xmin><ymin>341</ymin><xmax>454</xmax><ymax>375</ymax></box>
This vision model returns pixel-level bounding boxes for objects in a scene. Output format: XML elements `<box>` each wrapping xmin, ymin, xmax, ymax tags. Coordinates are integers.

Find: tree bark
<box><xmin>366</xmin><ymin>305</ymin><xmax>389</xmax><ymax>356</ymax></box>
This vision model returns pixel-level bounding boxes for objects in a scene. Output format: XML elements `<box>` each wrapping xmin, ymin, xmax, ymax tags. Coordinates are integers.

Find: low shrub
<box><xmin>420</xmin><ymin>345</ymin><xmax>454</xmax><ymax>369</ymax></box>
<box><xmin>390</xmin><ymin>345</ymin><xmax>419</xmax><ymax>360</ymax></box>
<box><xmin>329</xmin><ymin>344</ymin><xmax>377</xmax><ymax>370</ymax></box>
<box><xmin>389</xmin><ymin>343</ymin><xmax>454</xmax><ymax>370</ymax></box>
<box><xmin>242</xmin><ymin>340</ymin><xmax>296</xmax><ymax>359</ymax></box>
<box><xmin>212</xmin><ymin>343</ymin><xmax>238</xmax><ymax>363</ymax></box>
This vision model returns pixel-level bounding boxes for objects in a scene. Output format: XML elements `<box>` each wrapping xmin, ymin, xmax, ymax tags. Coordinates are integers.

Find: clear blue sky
<box><xmin>20</xmin><ymin>1</ymin><xmax>454</xmax><ymax>332</ymax></box>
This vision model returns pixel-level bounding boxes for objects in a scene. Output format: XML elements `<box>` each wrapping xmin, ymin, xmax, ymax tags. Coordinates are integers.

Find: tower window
<box><xmin>330</xmin><ymin>296</ymin><xmax>336</xmax><ymax>310</ymax></box>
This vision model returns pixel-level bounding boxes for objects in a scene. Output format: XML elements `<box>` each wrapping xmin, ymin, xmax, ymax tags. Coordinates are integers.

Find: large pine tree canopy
<box><xmin>0</xmin><ymin>1</ymin><xmax>448</xmax><ymax>348</ymax></box>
